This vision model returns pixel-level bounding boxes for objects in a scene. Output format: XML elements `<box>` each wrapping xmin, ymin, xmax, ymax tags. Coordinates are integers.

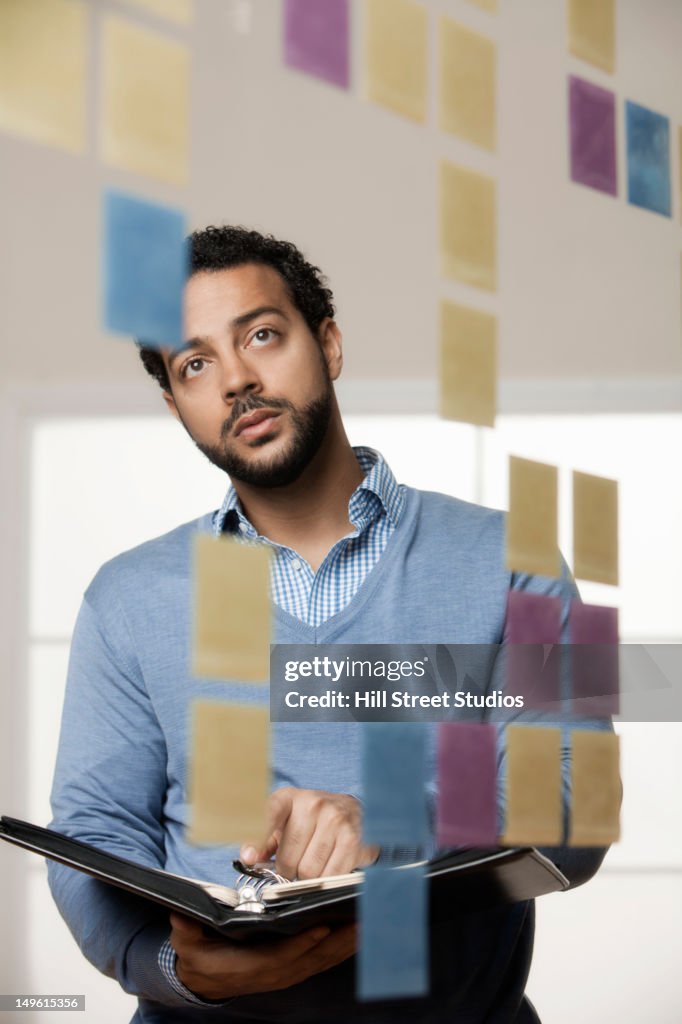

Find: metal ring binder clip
<box><xmin>234</xmin><ymin>882</ymin><xmax>266</xmax><ymax>914</ymax></box>
<box><xmin>234</xmin><ymin>862</ymin><xmax>289</xmax><ymax>913</ymax></box>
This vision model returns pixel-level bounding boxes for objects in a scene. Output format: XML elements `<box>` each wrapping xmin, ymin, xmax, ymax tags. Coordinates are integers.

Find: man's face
<box><xmin>162</xmin><ymin>263</ymin><xmax>339</xmax><ymax>488</ymax></box>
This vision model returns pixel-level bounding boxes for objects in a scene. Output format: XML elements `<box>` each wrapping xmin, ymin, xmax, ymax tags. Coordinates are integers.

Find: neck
<box><xmin>230</xmin><ymin>409</ymin><xmax>365</xmax><ymax>570</ymax></box>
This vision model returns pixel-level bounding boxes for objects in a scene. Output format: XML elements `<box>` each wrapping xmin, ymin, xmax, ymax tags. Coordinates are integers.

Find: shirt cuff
<box><xmin>158</xmin><ymin>938</ymin><xmax>230</xmax><ymax>1008</ymax></box>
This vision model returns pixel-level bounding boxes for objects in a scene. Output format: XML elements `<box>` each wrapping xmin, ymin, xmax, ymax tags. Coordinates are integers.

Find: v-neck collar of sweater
<box><xmin>270</xmin><ymin>487</ymin><xmax>421</xmax><ymax>643</ymax></box>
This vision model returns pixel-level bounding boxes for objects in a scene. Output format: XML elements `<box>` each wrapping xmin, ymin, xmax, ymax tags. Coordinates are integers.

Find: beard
<box><xmin>190</xmin><ymin>377</ymin><xmax>334</xmax><ymax>488</ymax></box>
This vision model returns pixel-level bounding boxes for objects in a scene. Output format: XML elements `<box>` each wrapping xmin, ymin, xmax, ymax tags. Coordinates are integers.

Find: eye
<box><xmin>181</xmin><ymin>356</ymin><xmax>207</xmax><ymax>379</ymax></box>
<box><xmin>249</xmin><ymin>328</ymin><xmax>278</xmax><ymax>348</ymax></box>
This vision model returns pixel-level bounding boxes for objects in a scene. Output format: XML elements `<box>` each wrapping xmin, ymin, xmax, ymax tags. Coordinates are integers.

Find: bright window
<box><xmin>27</xmin><ymin>412</ymin><xmax>682</xmax><ymax>865</ymax></box>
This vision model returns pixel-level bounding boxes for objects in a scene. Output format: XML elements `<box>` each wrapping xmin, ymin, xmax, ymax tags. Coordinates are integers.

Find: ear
<box><xmin>318</xmin><ymin>319</ymin><xmax>343</xmax><ymax>382</ymax></box>
<box><xmin>162</xmin><ymin>389</ymin><xmax>180</xmax><ymax>420</ymax></box>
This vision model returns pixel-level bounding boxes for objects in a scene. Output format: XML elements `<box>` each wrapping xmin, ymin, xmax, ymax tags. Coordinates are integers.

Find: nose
<box><xmin>219</xmin><ymin>349</ymin><xmax>261</xmax><ymax>402</ymax></box>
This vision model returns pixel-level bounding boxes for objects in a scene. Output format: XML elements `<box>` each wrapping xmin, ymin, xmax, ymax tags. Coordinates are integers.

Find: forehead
<box><xmin>184</xmin><ymin>263</ymin><xmax>296</xmax><ymax>336</ymax></box>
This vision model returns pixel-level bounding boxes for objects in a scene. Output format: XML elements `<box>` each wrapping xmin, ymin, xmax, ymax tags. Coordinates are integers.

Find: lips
<box><xmin>234</xmin><ymin>410</ymin><xmax>281</xmax><ymax>437</ymax></box>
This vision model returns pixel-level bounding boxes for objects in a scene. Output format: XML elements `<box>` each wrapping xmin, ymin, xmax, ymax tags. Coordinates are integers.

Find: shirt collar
<box><xmin>349</xmin><ymin>446</ymin><xmax>404</xmax><ymax>529</ymax></box>
<box><xmin>213</xmin><ymin>446</ymin><xmax>404</xmax><ymax>538</ymax></box>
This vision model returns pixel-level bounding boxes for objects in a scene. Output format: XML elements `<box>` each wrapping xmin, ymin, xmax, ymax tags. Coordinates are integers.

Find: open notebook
<box><xmin>0</xmin><ymin>816</ymin><xmax>569</xmax><ymax>941</ymax></box>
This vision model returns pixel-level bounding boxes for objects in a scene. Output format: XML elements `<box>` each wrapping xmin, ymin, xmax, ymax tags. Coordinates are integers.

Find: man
<box><xmin>48</xmin><ymin>226</ymin><xmax>610</xmax><ymax>1022</ymax></box>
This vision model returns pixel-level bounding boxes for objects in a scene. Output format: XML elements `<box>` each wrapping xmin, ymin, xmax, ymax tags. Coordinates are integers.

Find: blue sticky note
<box><xmin>362</xmin><ymin>722</ymin><xmax>429</xmax><ymax>846</ymax></box>
<box><xmin>358</xmin><ymin>864</ymin><xmax>429</xmax><ymax>1001</ymax></box>
<box><xmin>103</xmin><ymin>189</ymin><xmax>187</xmax><ymax>347</ymax></box>
<box><xmin>625</xmin><ymin>101</ymin><xmax>671</xmax><ymax>217</ymax></box>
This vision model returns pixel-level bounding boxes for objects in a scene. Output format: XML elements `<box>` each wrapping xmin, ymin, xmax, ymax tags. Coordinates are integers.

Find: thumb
<box><xmin>240</xmin><ymin>788</ymin><xmax>293</xmax><ymax>865</ymax></box>
<box><xmin>239</xmin><ymin>830</ymin><xmax>279</xmax><ymax>865</ymax></box>
<box><xmin>169</xmin><ymin>912</ymin><xmax>204</xmax><ymax>937</ymax></box>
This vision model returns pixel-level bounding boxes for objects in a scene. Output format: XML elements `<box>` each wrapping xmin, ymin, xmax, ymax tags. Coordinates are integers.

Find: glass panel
<box><xmin>605</xmin><ymin>723</ymin><xmax>682</xmax><ymax>869</ymax></box>
<box><xmin>29</xmin><ymin>414</ymin><xmax>477</xmax><ymax>638</ymax></box>
<box><xmin>344</xmin><ymin>414</ymin><xmax>477</xmax><ymax>501</ymax></box>
<box><xmin>29</xmin><ymin>417</ymin><xmax>226</xmax><ymax>639</ymax></box>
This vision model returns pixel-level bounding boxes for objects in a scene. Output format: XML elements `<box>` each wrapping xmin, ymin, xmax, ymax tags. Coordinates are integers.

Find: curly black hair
<box><xmin>137</xmin><ymin>226</ymin><xmax>336</xmax><ymax>392</ymax></box>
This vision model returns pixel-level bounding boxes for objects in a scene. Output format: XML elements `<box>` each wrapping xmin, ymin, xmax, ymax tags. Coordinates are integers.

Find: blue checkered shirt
<box><xmin>159</xmin><ymin>446</ymin><xmax>405</xmax><ymax>1001</ymax></box>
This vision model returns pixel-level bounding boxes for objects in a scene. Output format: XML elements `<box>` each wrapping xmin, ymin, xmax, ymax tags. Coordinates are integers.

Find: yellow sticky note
<box><xmin>568</xmin><ymin>0</ymin><xmax>615</xmax><ymax>74</ymax></box>
<box><xmin>464</xmin><ymin>0</ymin><xmax>498</xmax><ymax>11</ymax></box>
<box><xmin>366</xmin><ymin>0</ymin><xmax>428</xmax><ymax>123</ymax></box>
<box><xmin>440</xmin><ymin>162</ymin><xmax>497</xmax><ymax>291</ymax></box>
<box><xmin>188</xmin><ymin>701</ymin><xmax>269</xmax><ymax>845</ymax></box>
<box><xmin>569</xmin><ymin>731</ymin><xmax>621</xmax><ymax>846</ymax></box>
<box><xmin>439</xmin><ymin>18</ymin><xmax>496</xmax><ymax>151</ymax></box>
<box><xmin>439</xmin><ymin>300</ymin><xmax>497</xmax><ymax>427</ymax></box>
<box><xmin>573</xmin><ymin>471</ymin><xmax>619</xmax><ymax>586</ymax></box>
<box><xmin>507</xmin><ymin>456</ymin><xmax>560</xmax><ymax>579</ymax></box>
<box><xmin>193</xmin><ymin>535</ymin><xmax>272</xmax><ymax>682</ymax></box>
<box><xmin>101</xmin><ymin>14</ymin><xmax>189</xmax><ymax>185</ymax></box>
<box><xmin>0</xmin><ymin>0</ymin><xmax>87</xmax><ymax>153</ymax></box>
<box><xmin>122</xmin><ymin>0</ymin><xmax>193</xmax><ymax>26</ymax></box>
<box><xmin>502</xmin><ymin>726</ymin><xmax>562</xmax><ymax>846</ymax></box>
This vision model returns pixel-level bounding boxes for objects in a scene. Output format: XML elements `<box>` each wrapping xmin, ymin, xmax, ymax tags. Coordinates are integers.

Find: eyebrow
<box><xmin>168</xmin><ymin>306</ymin><xmax>289</xmax><ymax>369</ymax></box>
<box><xmin>231</xmin><ymin>304</ymin><xmax>289</xmax><ymax>329</ymax></box>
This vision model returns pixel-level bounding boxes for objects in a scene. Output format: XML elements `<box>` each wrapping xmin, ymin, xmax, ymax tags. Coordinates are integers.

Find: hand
<box><xmin>170</xmin><ymin>913</ymin><xmax>357</xmax><ymax>1001</ymax></box>
<box><xmin>240</xmin><ymin>787</ymin><xmax>380</xmax><ymax>880</ymax></box>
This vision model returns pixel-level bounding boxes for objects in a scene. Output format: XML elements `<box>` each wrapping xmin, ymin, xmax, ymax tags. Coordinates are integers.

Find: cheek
<box><xmin>269</xmin><ymin>350</ymin><xmax>327</xmax><ymax>398</ymax></box>
<box><xmin>174</xmin><ymin>396</ymin><xmax>223</xmax><ymax>438</ymax></box>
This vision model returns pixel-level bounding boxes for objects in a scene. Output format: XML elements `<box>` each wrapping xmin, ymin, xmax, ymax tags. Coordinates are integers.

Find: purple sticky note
<box><xmin>283</xmin><ymin>0</ymin><xmax>350</xmax><ymax>89</ymax></box>
<box><xmin>436</xmin><ymin>723</ymin><xmax>498</xmax><ymax>847</ymax></box>
<box><xmin>569</xmin><ymin>602</ymin><xmax>620</xmax><ymax>716</ymax></box>
<box><xmin>506</xmin><ymin>591</ymin><xmax>562</xmax><ymax>710</ymax></box>
<box><xmin>568</xmin><ymin>76</ymin><xmax>617</xmax><ymax>196</ymax></box>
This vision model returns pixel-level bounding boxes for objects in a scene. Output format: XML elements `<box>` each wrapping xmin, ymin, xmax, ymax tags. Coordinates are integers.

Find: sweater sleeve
<box><xmin>47</xmin><ymin>589</ymin><xmax>200</xmax><ymax>1008</ymax></box>
<box><xmin>489</xmin><ymin>558</ymin><xmax>615</xmax><ymax>889</ymax></box>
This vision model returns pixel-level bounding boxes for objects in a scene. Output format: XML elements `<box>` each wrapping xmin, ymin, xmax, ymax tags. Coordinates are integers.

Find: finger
<box><xmin>357</xmin><ymin>843</ymin><xmax>381</xmax><ymax>867</ymax></box>
<box><xmin>318</xmin><ymin>830</ymin><xmax>362</xmax><ymax>878</ymax></box>
<box><xmin>243</xmin><ymin>789</ymin><xmax>294</xmax><ymax>865</ymax></box>
<box><xmin>240</xmin><ymin>829</ymin><xmax>279</xmax><ymax>865</ymax></box>
<box><xmin>275</xmin><ymin>802</ymin><xmax>317</xmax><ymax>880</ymax></box>
<box><xmin>285</xmin><ymin>926</ymin><xmax>332</xmax><ymax>955</ymax></box>
<box><xmin>254</xmin><ymin>926</ymin><xmax>332</xmax><ymax>969</ymax></box>
<box><xmin>169</xmin><ymin>913</ymin><xmax>205</xmax><ymax>938</ymax></box>
<box><xmin>266</xmin><ymin>788</ymin><xmax>294</xmax><ymax>839</ymax></box>
<box><xmin>169</xmin><ymin>914</ymin><xmax>209</xmax><ymax>958</ymax></box>
<box><xmin>319</xmin><ymin>840</ymin><xmax>378</xmax><ymax>880</ymax></box>
<box><xmin>296</xmin><ymin>819</ymin><xmax>337</xmax><ymax>880</ymax></box>
<box><xmin>227</xmin><ymin>927</ymin><xmax>355</xmax><ymax>994</ymax></box>
<box><xmin>289</xmin><ymin>924</ymin><xmax>358</xmax><ymax>976</ymax></box>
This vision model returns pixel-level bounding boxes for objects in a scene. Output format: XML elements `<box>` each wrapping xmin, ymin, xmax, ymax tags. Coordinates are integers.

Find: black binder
<box><xmin>0</xmin><ymin>816</ymin><xmax>569</xmax><ymax>941</ymax></box>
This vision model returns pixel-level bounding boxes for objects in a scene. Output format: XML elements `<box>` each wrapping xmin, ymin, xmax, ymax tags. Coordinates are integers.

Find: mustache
<box><xmin>221</xmin><ymin>396</ymin><xmax>294</xmax><ymax>439</ymax></box>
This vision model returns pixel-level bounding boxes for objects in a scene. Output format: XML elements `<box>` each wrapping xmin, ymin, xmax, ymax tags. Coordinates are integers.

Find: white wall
<box><xmin>1</xmin><ymin>0</ymin><xmax>681</xmax><ymax>389</ymax></box>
